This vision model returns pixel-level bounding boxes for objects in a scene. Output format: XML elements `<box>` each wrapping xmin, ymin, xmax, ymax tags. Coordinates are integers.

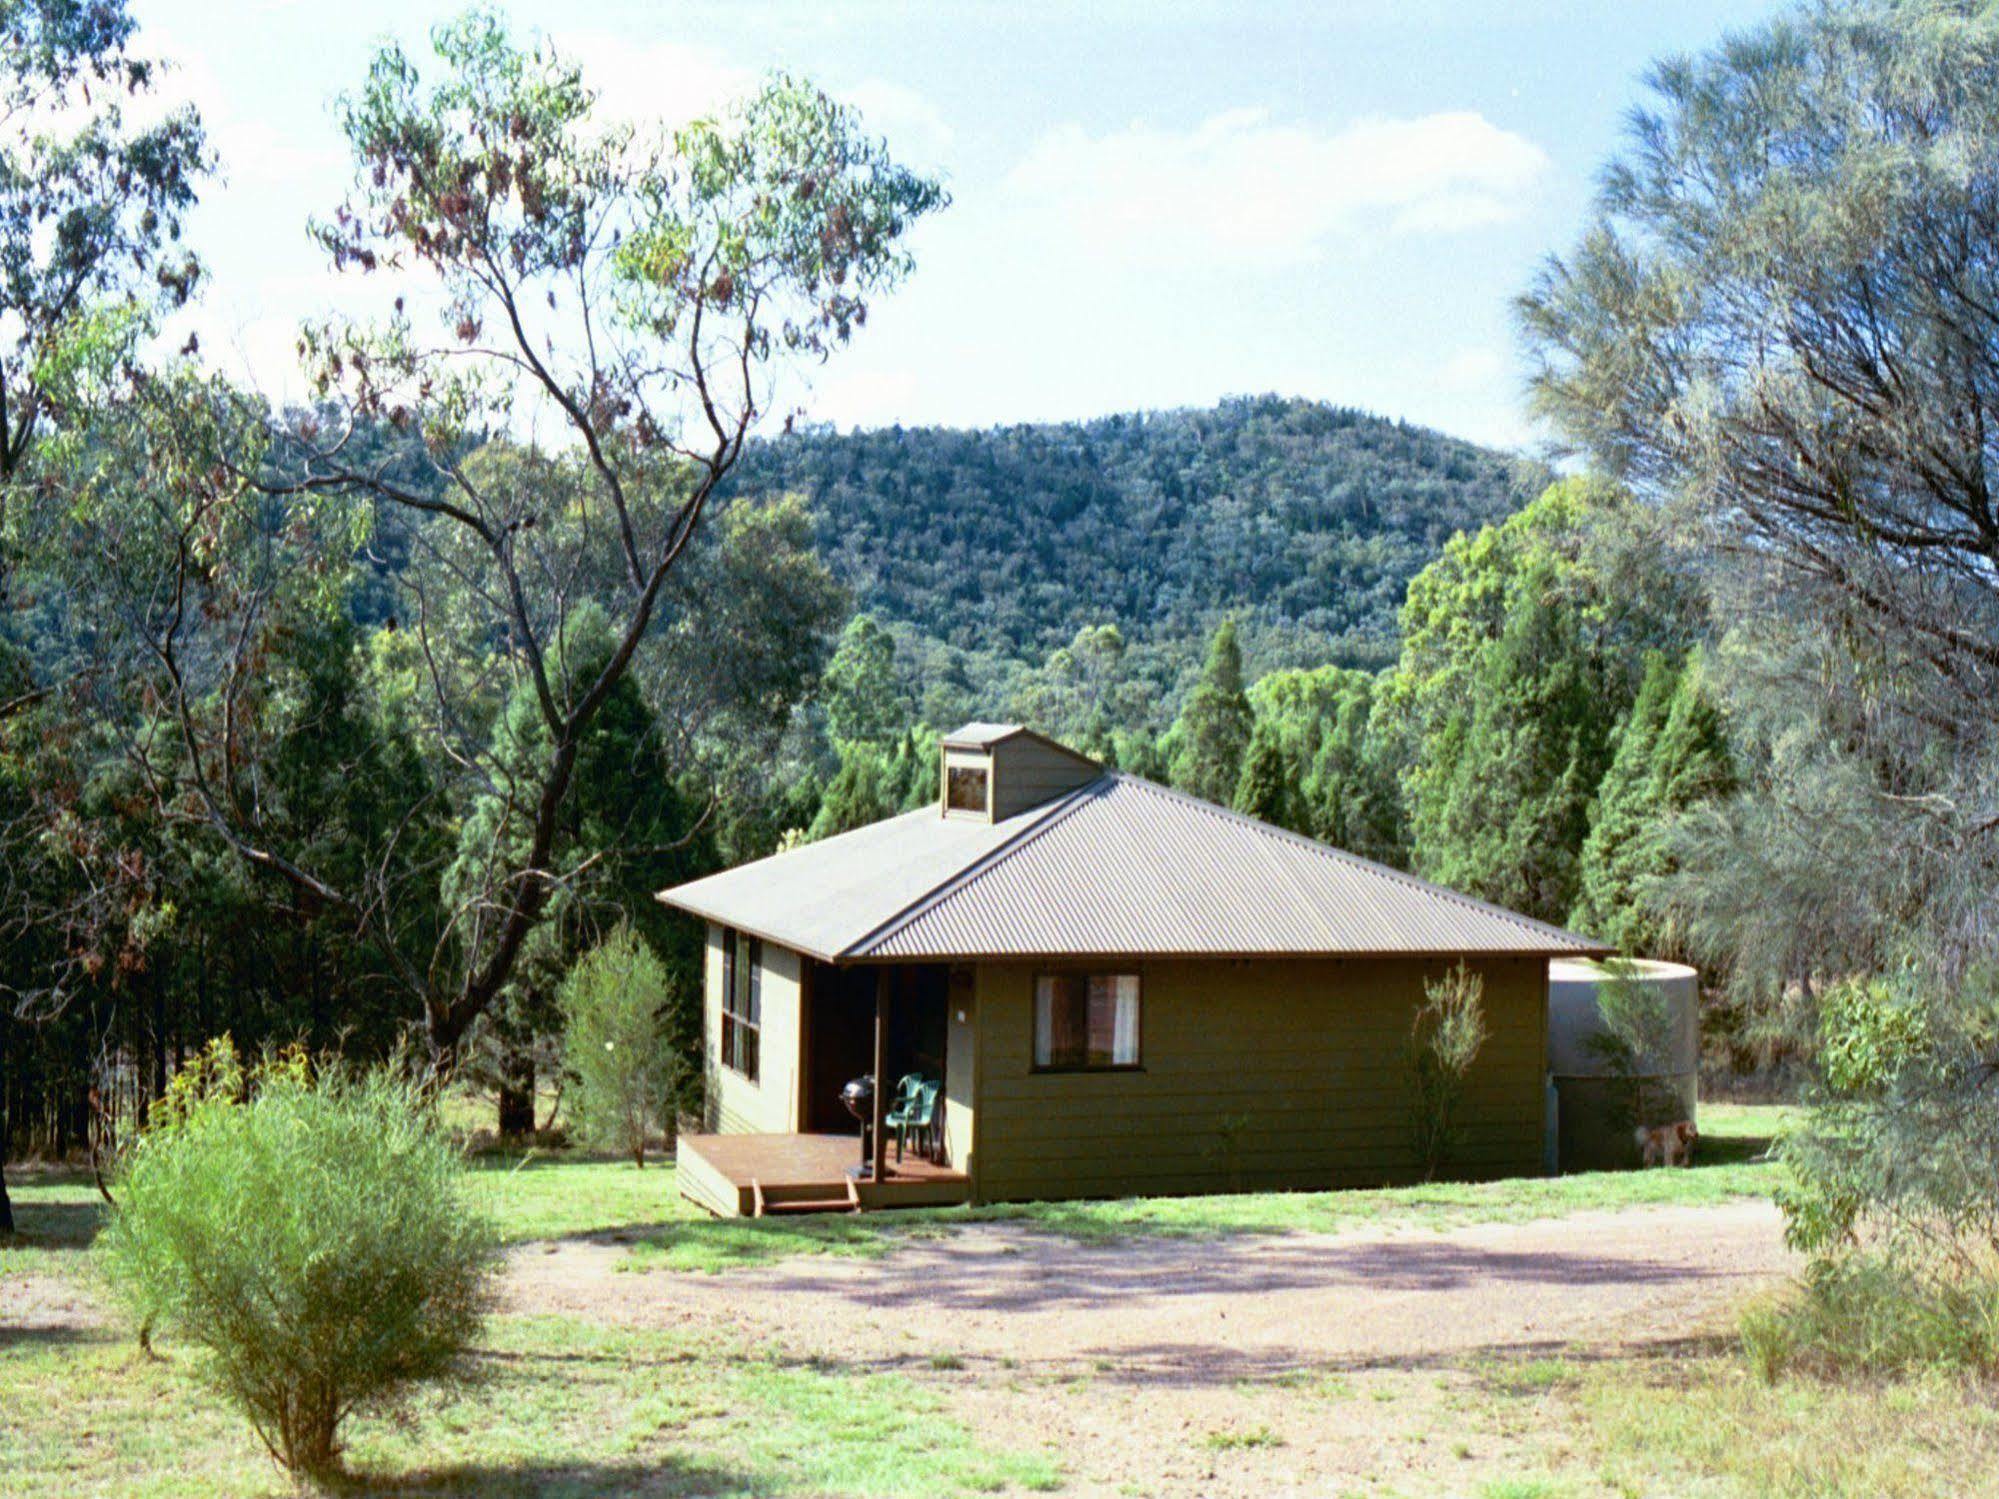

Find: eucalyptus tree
<box><xmin>0</xmin><ymin>0</ymin><xmax>208</xmax><ymax>1235</ymax></box>
<box><xmin>0</xmin><ymin>0</ymin><xmax>206</xmax><ymax>556</ymax></box>
<box><xmin>30</xmin><ymin>12</ymin><xmax>940</xmax><ymax>1079</ymax></box>
<box><xmin>1521</xmin><ymin>0</ymin><xmax>1999</xmax><ymax>1257</ymax></box>
<box><xmin>281</xmin><ymin>15</ymin><xmax>938</xmax><ymax>1064</ymax></box>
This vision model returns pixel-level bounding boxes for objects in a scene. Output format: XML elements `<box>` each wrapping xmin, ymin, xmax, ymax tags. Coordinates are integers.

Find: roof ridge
<box><xmin>1110</xmin><ymin>772</ymin><xmax>1602</xmax><ymax>950</ymax></box>
<box><xmin>839</xmin><ymin>774</ymin><xmax>1113</xmax><ymax>959</ymax></box>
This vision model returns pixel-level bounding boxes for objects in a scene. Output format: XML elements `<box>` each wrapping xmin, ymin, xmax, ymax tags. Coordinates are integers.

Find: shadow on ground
<box><xmin>4</xmin><ymin>1196</ymin><xmax>105</xmax><ymax>1252</ymax></box>
<box><xmin>669</xmin><ymin>1232</ymin><xmax>1764</xmax><ymax>1316</ymax></box>
<box><xmin>765</xmin><ymin>1330</ymin><xmax>1740</xmax><ymax>1389</ymax></box>
<box><xmin>346</xmin><ymin>1454</ymin><xmax>760</xmax><ymax>1497</ymax></box>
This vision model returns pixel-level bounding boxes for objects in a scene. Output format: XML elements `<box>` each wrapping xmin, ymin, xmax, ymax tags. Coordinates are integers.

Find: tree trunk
<box><xmin>496</xmin><ymin>1047</ymin><xmax>536</xmax><ymax>1138</ymax></box>
<box><xmin>0</xmin><ymin>1011</ymin><xmax>14</xmax><ymax>1237</ymax></box>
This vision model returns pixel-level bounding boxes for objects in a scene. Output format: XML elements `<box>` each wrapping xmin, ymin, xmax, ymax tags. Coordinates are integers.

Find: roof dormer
<box><xmin>939</xmin><ymin>723</ymin><xmax>1101</xmax><ymax>823</ymax></box>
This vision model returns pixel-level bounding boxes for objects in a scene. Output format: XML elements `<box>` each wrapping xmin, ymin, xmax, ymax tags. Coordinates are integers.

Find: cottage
<box><xmin>657</xmin><ymin>724</ymin><xmax>1605</xmax><ymax>1216</ymax></box>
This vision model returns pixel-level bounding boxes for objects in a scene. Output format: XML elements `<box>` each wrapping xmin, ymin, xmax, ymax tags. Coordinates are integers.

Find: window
<box><xmin>946</xmin><ymin>763</ymin><xmax>989</xmax><ymax>814</ymax></box>
<box><xmin>1033</xmin><ymin>973</ymin><xmax>1141</xmax><ymax>1071</ymax></box>
<box><xmin>721</xmin><ymin>929</ymin><xmax>760</xmax><ymax>1082</ymax></box>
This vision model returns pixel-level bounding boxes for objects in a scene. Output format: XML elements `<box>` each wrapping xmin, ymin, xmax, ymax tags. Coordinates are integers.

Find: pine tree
<box><xmin>1171</xmin><ymin>620</ymin><xmax>1254</xmax><ymax>805</ymax></box>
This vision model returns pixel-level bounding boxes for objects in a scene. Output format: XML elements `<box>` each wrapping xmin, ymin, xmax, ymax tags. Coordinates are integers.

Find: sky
<box><xmin>133</xmin><ymin>0</ymin><xmax>1777</xmax><ymax>453</ymax></box>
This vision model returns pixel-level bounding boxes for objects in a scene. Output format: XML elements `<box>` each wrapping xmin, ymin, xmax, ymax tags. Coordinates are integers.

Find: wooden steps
<box><xmin>749</xmin><ymin>1175</ymin><xmax>864</xmax><ymax>1217</ymax></box>
<box><xmin>678</xmin><ymin>1134</ymin><xmax>970</xmax><ymax>1218</ymax></box>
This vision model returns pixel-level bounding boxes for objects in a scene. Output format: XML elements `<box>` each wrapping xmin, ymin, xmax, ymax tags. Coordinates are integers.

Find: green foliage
<box><xmin>1232</xmin><ymin>722</ymin><xmax>1302</xmax><ymax>830</ymax></box>
<box><xmin>822</xmin><ymin>613</ymin><xmax>905</xmax><ymax>747</ymax></box>
<box><xmin>1408</xmin><ymin>962</ymin><xmax>1489</xmax><ymax>1181</ymax></box>
<box><xmin>560</xmin><ymin>926</ymin><xmax>684</xmax><ymax>1166</ymax></box>
<box><xmin>728</xmin><ymin>395</ymin><xmax>1540</xmax><ymax>719</ymax></box>
<box><xmin>1772</xmin><ymin>974</ymin><xmax>1999</xmax><ymax>1263</ymax></box>
<box><xmin>1569</xmin><ymin>650</ymin><xmax>1732</xmax><ymax>954</ymax></box>
<box><xmin>1171</xmin><ymin>619</ymin><xmax>1253</xmax><ymax>805</ymax></box>
<box><xmin>0</xmin><ymin>0</ymin><xmax>209</xmax><ymax>482</ymax></box>
<box><xmin>1742</xmin><ymin>1255</ymin><xmax>1999</xmax><ymax>1383</ymax></box>
<box><xmin>1248</xmin><ymin>663</ymin><xmax>1406</xmax><ymax>861</ymax></box>
<box><xmin>1016</xmin><ymin>622</ymin><xmax>1149</xmax><ymax>758</ymax></box>
<box><xmin>1384</xmin><ymin>477</ymin><xmax>1699</xmax><ymax>923</ymax></box>
<box><xmin>806</xmin><ymin>729</ymin><xmax>937</xmax><ymax>841</ymax></box>
<box><xmin>1527</xmin><ymin>0</ymin><xmax>1999</xmax><ymax>1293</ymax></box>
<box><xmin>99</xmin><ymin>1039</ymin><xmax>498</xmax><ymax>1477</ymax></box>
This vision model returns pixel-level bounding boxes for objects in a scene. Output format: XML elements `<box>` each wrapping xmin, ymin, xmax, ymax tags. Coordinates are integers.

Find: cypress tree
<box><xmin>1171</xmin><ymin>619</ymin><xmax>1254</xmax><ymax>805</ymax></box>
<box><xmin>1570</xmin><ymin>648</ymin><xmax>1732</xmax><ymax>955</ymax></box>
<box><xmin>1233</xmin><ymin>726</ymin><xmax>1303</xmax><ymax>833</ymax></box>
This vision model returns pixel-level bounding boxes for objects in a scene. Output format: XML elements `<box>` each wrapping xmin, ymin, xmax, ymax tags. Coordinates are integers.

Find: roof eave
<box><xmin>839</xmin><ymin>943</ymin><xmax>1613</xmax><ymax>964</ymax></box>
<box><xmin>650</xmin><ymin>890</ymin><xmax>844</xmax><ymax>964</ymax></box>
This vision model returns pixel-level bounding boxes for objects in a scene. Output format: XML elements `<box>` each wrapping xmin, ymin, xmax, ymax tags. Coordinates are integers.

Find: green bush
<box><xmin>1742</xmin><ymin>1254</ymin><xmax>1999</xmax><ymax>1382</ymax></box>
<box><xmin>99</xmin><ymin>1039</ymin><xmax>499</xmax><ymax>1478</ymax></box>
<box><xmin>1408</xmin><ymin>960</ymin><xmax>1488</xmax><ymax>1180</ymax></box>
<box><xmin>561</xmin><ymin>925</ymin><xmax>686</xmax><ymax>1166</ymax></box>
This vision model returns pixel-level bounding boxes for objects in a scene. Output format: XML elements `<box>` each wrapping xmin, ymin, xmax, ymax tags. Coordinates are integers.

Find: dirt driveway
<box><xmin>509</xmin><ymin>1200</ymin><xmax>1791</xmax><ymax>1373</ymax></box>
<box><xmin>508</xmin><ymin>1201</ymin><xmax>1796</xmax><ymax>1496</ymax></box>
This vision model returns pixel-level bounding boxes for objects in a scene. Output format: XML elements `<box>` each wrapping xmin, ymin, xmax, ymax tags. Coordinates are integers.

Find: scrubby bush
<box><xmin>1742</xmin><ymin>1254</ymin><xmax>1999</xmax><ymax>1382</ymax></box>
<box><xmin>1408</xmin><ymin>961</ymin><xmax>1488</xmax><ymax>1180</ymax></box>
<box><xmin>99</xmin><ymin>1039</ymin><xmax>498</xmax><ymax>1478</ymax></box>
<box><xmin>561</xmin><ymin>925</ymin><xmax>687</xmax><ymax>1166</ymax></box>
<box><xmin>1588</xmin><ymin>960</ymin><xmax>1684</xmax><ymax>1136</ymax></box>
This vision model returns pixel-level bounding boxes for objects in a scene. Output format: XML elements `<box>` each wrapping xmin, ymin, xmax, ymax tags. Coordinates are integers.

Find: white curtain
<box><xmin>1110</xmin><ymin>975</ymin><xmax>1140</xmax><ymax>1066</ymax></box>
<box><xmin>1034</xmin><ymin>976</ymin><xmax>1056</xmax><ymax>1067</ymax></box>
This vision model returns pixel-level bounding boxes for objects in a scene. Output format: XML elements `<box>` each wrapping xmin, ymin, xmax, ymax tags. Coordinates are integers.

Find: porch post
<box><xmin>871</xmin><ymin>968</ymin><xmax>890</xmax><ymax>1183</ymax></box>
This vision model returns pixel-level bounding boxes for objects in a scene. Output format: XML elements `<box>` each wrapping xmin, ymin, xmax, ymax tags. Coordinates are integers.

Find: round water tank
<box><xmin>1547</xmin><ymin>958</ymin><xmax>1699</xmax><ymax>1172</ymax></box>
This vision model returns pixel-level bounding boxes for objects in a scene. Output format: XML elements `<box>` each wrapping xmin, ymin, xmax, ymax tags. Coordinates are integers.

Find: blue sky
<box><xmin>137</xmin><ymin>0</ymin><xmax>1774</xmax><ymax>452</ymax></box>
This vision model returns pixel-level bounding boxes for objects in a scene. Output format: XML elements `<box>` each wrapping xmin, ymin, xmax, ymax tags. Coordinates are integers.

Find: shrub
<box><xmin>1741</xmin><ymin>1253</ymin><xmax>1999</xmax><ymax>1383</ymax></box>
<box><xmin>1409</xmin><ymin>960</ymin><xmax>1488</xmax><ymax>1179</ymax></box>
<box><xmin>99</xmin><ymin>1039</ymin><xmax>498</xmax><ymax>1478</ymax></box>
<box><xmin>560</xmin><ymin>925</ymin><xmax>686</xmax><ymax>1166</ymax></box>
<box><xmin>1587</xmin><ymin>960</ymin><xmax>1684</xmax><ymax>1136</ymax></box>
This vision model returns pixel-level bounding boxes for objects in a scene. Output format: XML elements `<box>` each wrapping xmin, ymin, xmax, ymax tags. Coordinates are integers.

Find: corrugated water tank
<box><xmin>1547</xmin><ymin>957</ymin><xmax>1699</xmax><ymax>1172</ymax></box>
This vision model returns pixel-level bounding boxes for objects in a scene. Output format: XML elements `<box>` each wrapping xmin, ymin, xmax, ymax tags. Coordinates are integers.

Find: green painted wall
<box><xmin>968</xmin><ymin>955</ymin><xmax>1547</xmax><ymax>1202</ymax></box>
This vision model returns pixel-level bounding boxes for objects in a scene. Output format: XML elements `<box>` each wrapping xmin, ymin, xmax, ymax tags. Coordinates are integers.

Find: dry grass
<box><xmin>1573</xmin><ymin>1352</ymin><xmax>1999</xmax><ymax>1498</ymax></box>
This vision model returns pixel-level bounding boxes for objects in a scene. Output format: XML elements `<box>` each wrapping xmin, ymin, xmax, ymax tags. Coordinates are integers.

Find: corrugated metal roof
<box><xmin>652</xmin><ymin>784</ymin><xmax>1097</xmax><ymax>959</ymax></box>
<box><xmin>940</xmin><ymin>721</ymin><xmax>1025</xmax><ymax>749</ymax></box>
<box><xmin>657</xmin><ymin>771</ymin><xmax>1604</xmax><ymax>962</ymax></box>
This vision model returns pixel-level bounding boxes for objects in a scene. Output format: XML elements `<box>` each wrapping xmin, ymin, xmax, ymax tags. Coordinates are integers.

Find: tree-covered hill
<box><xmin>727</xmin><ymin>394</ymin><xmax>1544</xmax><ymax>708</ymax></box>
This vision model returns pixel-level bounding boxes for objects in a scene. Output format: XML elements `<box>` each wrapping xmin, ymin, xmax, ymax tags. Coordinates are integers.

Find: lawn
<box><xmin>0</xmin><ymin>1313</ymin><xmax>1061</xmax><ymax>1497</ymax></box>
<box><xmin>626</xmin><ymin>1101</ymin><xmax>1792</xmax><ymax>1271</ymax></box>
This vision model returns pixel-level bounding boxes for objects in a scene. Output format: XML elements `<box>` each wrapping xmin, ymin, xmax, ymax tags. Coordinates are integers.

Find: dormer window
<box><xmin>947</xmin><ymin>763</ymin><xmax>990</xmax><ymax>814</ymax></box>
<box><xmin>939</xmin><ymin>722</ymin><xmax>1101</xmax><ymax>822</ymax></box>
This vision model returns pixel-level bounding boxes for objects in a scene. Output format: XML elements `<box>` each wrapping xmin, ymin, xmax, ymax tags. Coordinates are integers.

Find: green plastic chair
<box><xmin>888</xmin><ymin>1080</ymin><xmax>940</xmax><ymax>1164</ymax></box>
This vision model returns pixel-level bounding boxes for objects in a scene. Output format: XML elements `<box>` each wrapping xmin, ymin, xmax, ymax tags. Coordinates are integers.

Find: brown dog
<box><xmin>1635</xmin><ymin>1119</ymin><xmax>1698</xmax><ymax>1167</ymax></box>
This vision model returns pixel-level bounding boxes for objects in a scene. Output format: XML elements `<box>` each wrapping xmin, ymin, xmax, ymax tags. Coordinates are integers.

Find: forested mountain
<box><xmin>727</xmin><ymin>395</ymin><xmax>1543</xmax><ymax>712</ymax></box>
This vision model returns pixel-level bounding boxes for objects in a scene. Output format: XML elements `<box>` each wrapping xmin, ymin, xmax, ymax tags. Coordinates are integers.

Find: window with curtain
<box><xmin>1033</xmin><ymin>973</ymin><xmax>1141</xmax><ymax>1071</ymax></box>
<box><xmin>721</xmin><ymin>929</ymin><xmax>761</xmax><ymax>1082</ymax></box>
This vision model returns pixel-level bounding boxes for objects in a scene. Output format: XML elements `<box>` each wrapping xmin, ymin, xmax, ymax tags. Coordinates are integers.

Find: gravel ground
<box><xmin>506</xmin><ymin>1200</ymin><xmax>1790</xmax><ymax>1372</ymax></box>
<box><xmin>504</xmin><ymin>1200</ymin><xmax>1797</xmax><ymax>1496</ymax></box>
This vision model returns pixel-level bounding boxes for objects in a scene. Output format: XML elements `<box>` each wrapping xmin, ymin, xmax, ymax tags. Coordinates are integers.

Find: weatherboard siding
<box><xmin>988</xmin><ymin>735</ymin><xmax>1098</xmax><ymax>821</ymax></box>
<box><xmin>702</xmin><ymin>924</ymin><xmax>804</xmax><ymax>1135</ymax></box>
<box><xmin>969</xmin><ymin>956</ymin><xmax>1547</xmax><ymax>1202</ymax></box>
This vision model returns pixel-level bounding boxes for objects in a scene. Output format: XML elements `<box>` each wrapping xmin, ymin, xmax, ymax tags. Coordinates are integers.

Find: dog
<box><xmin>1635</xmin><ymin>1119</ymin><xmax>1698</xmax><ymax>1168</ymax></box>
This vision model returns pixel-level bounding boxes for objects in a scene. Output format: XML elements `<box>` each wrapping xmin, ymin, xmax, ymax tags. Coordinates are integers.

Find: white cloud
<box><xmin>1003</xmin><ymin>107</ymin><xmax>1547</xmax><ymax>269</ymax></box>
<box><xmin>558</xmin><ymin>35</ymin><xmax>752</xmax><ymax>131</ymax></box>
<box><xmin>840</xmin><ymin>79</ymin><xmax>955</xmax><ymax>170</ymax></box>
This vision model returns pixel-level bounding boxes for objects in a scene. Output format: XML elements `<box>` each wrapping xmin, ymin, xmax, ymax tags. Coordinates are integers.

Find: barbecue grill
<box><xmin>840</xmin><ymin>1073</ymin><xmax>876</xmax><ymax>1178</ymax></box>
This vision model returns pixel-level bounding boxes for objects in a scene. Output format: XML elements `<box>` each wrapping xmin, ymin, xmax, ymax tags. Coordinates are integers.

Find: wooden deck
<box><xmin>677</xmin><ymin>1131</ymin><xmax>971</xmax><ymax>1217</ymax></box>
